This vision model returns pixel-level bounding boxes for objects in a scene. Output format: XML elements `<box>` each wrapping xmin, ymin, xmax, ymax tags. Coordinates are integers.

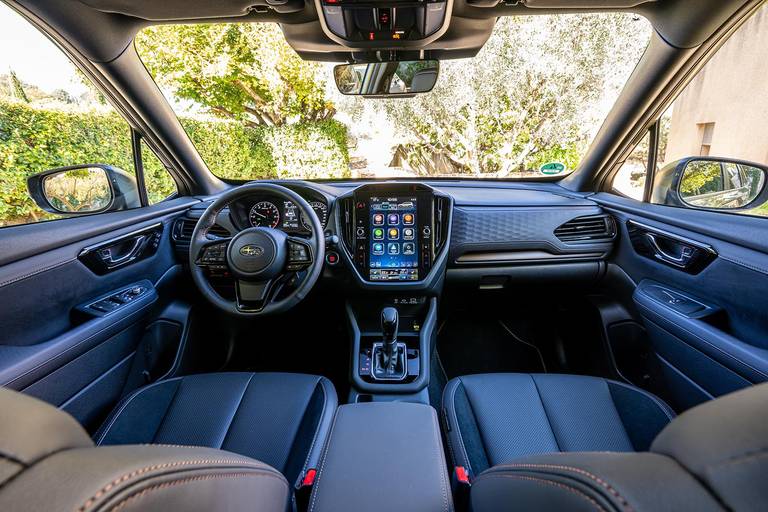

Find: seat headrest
<box><xmin>651</xmin><ymin>382</ymin><xmax>768</xmax><ymax>510</ymax></box>
<box><xmin>0</xmin><ymin>387</ymin><xmax>92</xmax><ymax>469</ymax></box>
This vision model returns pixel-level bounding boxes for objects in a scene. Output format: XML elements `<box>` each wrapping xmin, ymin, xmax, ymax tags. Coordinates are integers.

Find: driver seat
<box><xmin>0</xmin><ymin>375</ymin><xmax>336</xmax><ymax>511</ymax></box>
<box><xmin>94</xmin><ymin>372</ymin><xmax>337</xmax><ymax>488</ymax></box>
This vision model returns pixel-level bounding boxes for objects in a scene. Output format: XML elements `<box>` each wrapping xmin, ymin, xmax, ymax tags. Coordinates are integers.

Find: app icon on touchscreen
<box><xmin>388</xmin><ymin>214</ymin><xmax>399</xmax><ymax>225</ymax></box>
<box><xmin>403</xmin><ymin>213</ymin><xmax>415</xmax><ymax>225</ymax></box>
<box><xmin>388</xmin><ymin>228</ymin><xmax>399</xmax><ymax>239</ymax></box>
<box><xmin>373</xmin><ymin>243</ymin><xmax>384</xmax><ymax>255</ymax></box>
<box><xmin>373</xmin><ymin>228</ymin><xmax>384</xmax><ymax>240</ymax></box>
<box><xmin>373</xmin><ymin>214</ymin><xmax>384</xmax><ymax>225</ymax></box>
<box><xmin>403</xmin><ymin>243</ymin><xmax>415</xmax><ymax>255</ymax></box>
<box><xmin>388</xmin><ymin>244</ymin><xmax>400</xmax><ymax>255</ymax></box>
<box><xmin>403</xmin><ymin>228</ymin><xmax>415</xmax><ymax>240</ymax></box>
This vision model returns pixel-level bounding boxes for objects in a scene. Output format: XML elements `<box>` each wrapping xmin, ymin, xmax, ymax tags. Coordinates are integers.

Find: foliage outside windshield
<box><xmin>135</xmin><ymin>14</ymin><xmax>651</xmax><ymax>180</ymax></box>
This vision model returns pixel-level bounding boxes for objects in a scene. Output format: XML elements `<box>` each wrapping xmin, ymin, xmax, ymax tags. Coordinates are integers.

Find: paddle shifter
<box><xmin>373</xmin><ymin>307</ymin><xmax>407</xmax><ymax>380</ymax></box>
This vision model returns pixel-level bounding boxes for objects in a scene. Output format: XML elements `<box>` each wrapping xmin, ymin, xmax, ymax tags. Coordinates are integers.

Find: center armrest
<box><xmin>308</xmin><ymin>401</ymin><xmax>454</xmax><ymax>512</ymax></box>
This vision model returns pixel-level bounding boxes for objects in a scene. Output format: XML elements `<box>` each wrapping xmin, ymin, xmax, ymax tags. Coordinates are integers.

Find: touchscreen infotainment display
<box><xmin>368</xmin><ymin>196</ymin><xmax>419</xmax><ymax>281</ymax></box>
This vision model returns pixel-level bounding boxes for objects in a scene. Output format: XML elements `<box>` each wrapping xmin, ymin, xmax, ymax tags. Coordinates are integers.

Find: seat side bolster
<box><xmin>285</xmin><ymin>376</ymin><xmax>339</xmax><ymax>488</ymax></box>
<box><xmin>0</xmin><ymin>444</ymin><xmax>290</xmax><ymax>512</ymax></box>
<box><xmin>472</xmin><ymin>452</ymin><xmax>723</xmax><ymax>512</ymax></box>
<box><xmin>441</xmin><ymin>378</ymin><xmax>490</xmax><ymax>476</ymax></box>
<box><xmin>606</xmin><ymin>380</ymin><xmax>675</xmax><ymax>451</ymax></box>
<box><xmin>95</xmin><ymin>377</ymin><xmax>182</xmax><ymax>445</ymax></box>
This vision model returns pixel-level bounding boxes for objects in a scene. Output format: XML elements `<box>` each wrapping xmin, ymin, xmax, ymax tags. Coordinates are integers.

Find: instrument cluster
<box><xmin>230</xmin><ymin>194</ymin><xmax>329</xmax><ymax>234</ymax></box>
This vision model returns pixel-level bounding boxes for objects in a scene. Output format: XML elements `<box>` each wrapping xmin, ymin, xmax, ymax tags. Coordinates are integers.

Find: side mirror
<box><xmin>652</xmin><ymin>157</ymin><xmax>768</xmax><ymax>211</ymax></box>
<box><xmin>334</xmin><ymin>60</ymin><xmax>439</xmax><ymax>97</ymax></box>
<box><xmin>26</xmin><ymin>164</ymin><xmax>141</xmax><ymax>215</ymax></box>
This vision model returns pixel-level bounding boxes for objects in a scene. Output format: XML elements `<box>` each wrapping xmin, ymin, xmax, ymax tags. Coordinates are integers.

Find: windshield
<box><xmin>135</xmin><ymin>14</ymin><xmax>651</xmax><ymax>181</ymax></box>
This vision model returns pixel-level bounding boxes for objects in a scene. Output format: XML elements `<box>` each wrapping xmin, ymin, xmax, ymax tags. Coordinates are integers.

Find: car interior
<box><xmin>1</xmin><ymin>0</ymin><xmax>768</xmax><ymax>511</ymax></box>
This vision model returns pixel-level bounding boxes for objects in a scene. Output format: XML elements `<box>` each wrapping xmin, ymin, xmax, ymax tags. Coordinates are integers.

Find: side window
<box><xmin>643</xmin><ymin>4</ymin><xmax>768</xmax><ymax>217</ymax></box>
<box><xmin>141</xmin><ymin>141</ymin><xmax>177</xmax><ymax>205</ymax></box>
<box><xmin>0</xmin><ymin>3</ymin><xmax>169</xmax><ymax>228</ymax></box>
<box><xmin>611</xmin><ymin>130</ymin><xmax>650</xmax><ymax>200</ymax></box>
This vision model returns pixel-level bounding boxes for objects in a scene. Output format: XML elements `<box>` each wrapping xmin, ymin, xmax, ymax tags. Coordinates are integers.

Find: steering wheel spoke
<box><xmin>286</xmin><ymin>236</ymin><xmax>314</xmax><ymax>272</ymax></box>
<box><xmin>235</xmin><ymin>278</ymin><xmax>275</xmax><ymax>312</ymax></box>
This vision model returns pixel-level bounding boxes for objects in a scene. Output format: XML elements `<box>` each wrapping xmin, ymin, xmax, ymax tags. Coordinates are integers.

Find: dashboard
<box><xmin>178</xmin><ymin>180</ymin><xmax>617</xmax><ymax>292</ymax></box>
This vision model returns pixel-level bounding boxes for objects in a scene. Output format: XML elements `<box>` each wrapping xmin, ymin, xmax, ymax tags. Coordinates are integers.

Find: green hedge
<box><xmin>0</xmin><ymin>100</ymin><xmax>349</xmax><ymax>226</ymax></box>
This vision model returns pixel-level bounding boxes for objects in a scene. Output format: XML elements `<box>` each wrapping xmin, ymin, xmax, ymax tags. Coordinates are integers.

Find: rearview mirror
<box><xmin>334</xmin><ymin>60</ymin><xmax>439</xmax><ymax>97</ymax></box>
<box><xmin>26</xmin><ymin>164</ymin><xmax>141</xmax><ymax>215</ymax></box>
<box><xmin>652</xmin><ymin>157</ymin><xmax>768</xmax><ymax>211</ymax></box>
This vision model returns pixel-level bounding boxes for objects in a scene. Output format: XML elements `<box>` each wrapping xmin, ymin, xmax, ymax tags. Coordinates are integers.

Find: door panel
<box><xmin>0</xmin><ymin>198</ymin><xmax>198</xmax><ymax>430</ymax></box>
<box><xmin>594</xmin><ymin>193</ymin><xmax>768</xmax><ymax>410</ymax></box>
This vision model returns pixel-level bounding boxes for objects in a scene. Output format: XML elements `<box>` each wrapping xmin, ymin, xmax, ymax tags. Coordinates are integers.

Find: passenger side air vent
<box><xmin>554</xmin><ymin>215</ymin><xmax>616</xmax><ymax>243</ymax></box>
<box><xmin>172</xmin><ymin>218</ymin><xmax>230</xmax><ymax>242</ymax></box>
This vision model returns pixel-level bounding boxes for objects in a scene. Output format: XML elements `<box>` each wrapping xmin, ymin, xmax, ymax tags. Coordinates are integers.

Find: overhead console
<box><xmin>337</xmin><ymin>183</ymin><xmax>451</xmax><ymax>290</ymax></box>
<box><xmin>315</xmin><ymin>0</ymin><xmax>453</xmax><ymax>48</ymax></box>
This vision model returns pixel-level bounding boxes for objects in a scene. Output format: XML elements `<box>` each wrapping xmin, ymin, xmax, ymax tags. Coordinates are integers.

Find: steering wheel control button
<box><xmin>287</xmin><ymin>240</ymin><xmax>312</xmax><ymax>271</ymax></box>
<box><xmin>326</xmin><ymin>251</ymin><xmax>339</xmax><ymax>265</ymax></box>
<box><xmin>201</xmin><ymin>243</ymin><xmax>227</xmax><ymax>264</ymax></box>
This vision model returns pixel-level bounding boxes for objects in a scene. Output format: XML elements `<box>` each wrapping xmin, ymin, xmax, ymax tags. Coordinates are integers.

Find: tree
<box><xmin>136</xmin><ymin>24</ymin><xmax>335</xmax><ymax>127</ymax></box>
<box><xmin>348</xmin><ymin>14</ymin><xmax>651</xmax><ymax>176</ymax></box>
<box><xmin>9</xmin><ymin>70</ymin><xmax>29</xmax><ymax>103</ymax></box>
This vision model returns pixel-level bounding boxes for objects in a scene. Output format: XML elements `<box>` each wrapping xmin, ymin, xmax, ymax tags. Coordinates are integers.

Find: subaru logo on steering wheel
<box><xmin>240</xmin><ymin>244</ymin><xmax>264</xmax><ymax>257</ymax></box>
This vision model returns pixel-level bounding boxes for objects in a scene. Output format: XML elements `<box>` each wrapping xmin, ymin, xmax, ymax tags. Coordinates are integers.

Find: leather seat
<box><xmin>96</xmin><ymin>372</ymin><xmax>337</xmax><ymax>487</ymax></box>
<box><xmin>464</xmin><ymin>380</ymin><xmax>768</xmax><ymax>512</ymax></box>
<box><xmin>442</xmin><ymin>373</ymin><xmax>674</xmax><ymax>476</ymax></box>
<box><xmin>0</xmin><ymin>386</ymin><xmax>291</xmax><ymax>511</ymax></box>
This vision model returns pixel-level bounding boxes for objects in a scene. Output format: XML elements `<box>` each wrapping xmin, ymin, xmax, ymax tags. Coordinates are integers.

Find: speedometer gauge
<box><xmin>302</xmin><ymin>201</ymin><xmax>329</xmax><ymax>230</ymax></box>
<box><xmin>249</xmin><ymin>201</ymin><xmax>280</xmax><ymax>228</ymax></box>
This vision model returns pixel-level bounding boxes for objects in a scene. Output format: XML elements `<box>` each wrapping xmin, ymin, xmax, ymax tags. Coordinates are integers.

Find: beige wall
<box><xmin>663</xmin><ymin>6</ymin><xmax>768</xmax><ymax>167</ymax></box>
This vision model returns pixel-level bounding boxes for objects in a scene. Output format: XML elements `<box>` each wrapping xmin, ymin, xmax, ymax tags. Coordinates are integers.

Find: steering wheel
<box><xmin>189</xmin><ymin>183</ymin><xmax>325</xmax><ymax>316</ymax></box>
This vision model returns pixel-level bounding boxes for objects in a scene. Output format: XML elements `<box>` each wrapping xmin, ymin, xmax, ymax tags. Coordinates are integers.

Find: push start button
<box><xmin>326</xmin><ymin>251</ymin><xmax>339</xmax><ymax>265</ymax></box>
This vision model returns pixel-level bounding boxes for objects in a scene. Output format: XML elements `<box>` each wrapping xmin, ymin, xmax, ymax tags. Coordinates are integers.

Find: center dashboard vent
<box><xmin>554</xmin><ymin>214</ymin><xmax>616</xmax><ymax>243</ymax></box>
<box><xmin>172</xmin><ymin>218</ymin><xmax>230</xmax><ymax>242</ymax></box>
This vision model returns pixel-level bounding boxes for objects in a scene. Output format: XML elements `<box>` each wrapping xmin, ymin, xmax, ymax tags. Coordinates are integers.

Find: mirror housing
<box><xmin>334</xmin><ymin>60</ymin><xmax>439</xmax><ymax>97</ymax></box>
<box><xmin>651</xmin><ymin>157</ymin><xmax>768</xmax><ymax>211</ymax></box>
<box><xmin>26</xmin><ymin>164</ymin><xmax>141</xmax><ymax>215</ymax></box>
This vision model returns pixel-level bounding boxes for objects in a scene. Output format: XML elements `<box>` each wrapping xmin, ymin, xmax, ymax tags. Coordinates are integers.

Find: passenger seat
<box><xmin>443</xmin><ymin>373</ymin><xmax>768</xmax><ymax>511</ymax></box>
<box><xmin>442</xmin><ymin>373</ymin><xmax>674</xmax><ymax>476</ymax></box>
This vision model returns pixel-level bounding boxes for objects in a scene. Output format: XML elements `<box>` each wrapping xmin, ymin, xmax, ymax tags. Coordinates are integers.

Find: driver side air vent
<box><xmin>172</xmin><ymin>218</ymin><xmax>230</xmax><ymax>242</ymax></box>
<box><xmin>554</xmin><ymin>214</ymin><xmax>616</xmax><ymax>243</ymax></box>
<box><xmin>339</xmin><ymin>197</ymin><xmax>356</xmax><ymax>250</ymax></box>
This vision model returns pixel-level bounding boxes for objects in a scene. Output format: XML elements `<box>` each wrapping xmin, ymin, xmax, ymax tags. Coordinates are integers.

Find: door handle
<box><xmin>97</xmin><ymin>235</ymin><xmax>147</xmax><ymax>268</ymax></box>
<box><xmin>644</xmin><ymin>232</ymin><xmax>693</xmax><ymax>268</ymax></box>
<box><xmin>626</xmin><ymin>220</ymin><xmax>717</xmax><ymax>274</ymax></box>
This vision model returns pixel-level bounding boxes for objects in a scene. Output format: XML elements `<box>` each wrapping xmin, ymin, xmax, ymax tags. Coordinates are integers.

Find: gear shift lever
<box><xmin>381</xmin><ymin>307</ymin><xmax>399</xmax><ymax>370</ymax></box>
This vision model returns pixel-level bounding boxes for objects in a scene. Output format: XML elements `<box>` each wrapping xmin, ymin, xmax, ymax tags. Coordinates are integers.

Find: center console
<box><xmin>307</xmin><ymin>402</ymin><xmax>453</xmax><ymax>512</ymax></box>
<box><xmin>337</xmin><ymin>184</ymin><xmax>451</xmax><ymax>399</ymax></box>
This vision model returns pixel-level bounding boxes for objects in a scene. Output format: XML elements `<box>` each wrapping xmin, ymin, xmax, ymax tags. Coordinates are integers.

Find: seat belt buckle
<box><xmin>451</xmin><ymin>466</ymin><xmax>471</xmax><ymax>511</ymax></box>
<box><xmin>296</xmin><ymin>468</ymin><xmax>317</xmax><ymax>510</ymax></box>
<box><xmin>301</xmin><ymin>468</ymin><xmax>317</xmax><ymax>488</ymax></box>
